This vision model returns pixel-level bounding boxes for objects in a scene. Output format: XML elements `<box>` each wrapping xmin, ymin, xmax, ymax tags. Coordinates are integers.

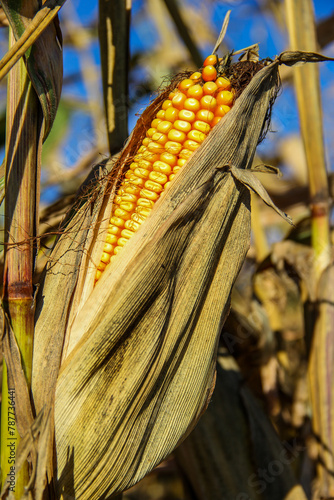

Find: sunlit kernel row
<box><xmin>95</xmin><ymin>55</ymin><xmax>235</xmax><ymax>283</ymax></box>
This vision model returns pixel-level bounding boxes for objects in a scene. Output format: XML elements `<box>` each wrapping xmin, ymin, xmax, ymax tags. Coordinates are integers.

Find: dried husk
<box><xmin>30</xmin><ymin>51</ymin><xmax>332</xmax><ymax>499</ymax></box>
<box><xmin>175</xmin><ymin>352</ymin><xmax>307</xmax><ymax>500</ymax></box>
<box><xmin>54</xmin><ymin>59</ymin><xmax>275</xmax><ymax>499</ymax></box>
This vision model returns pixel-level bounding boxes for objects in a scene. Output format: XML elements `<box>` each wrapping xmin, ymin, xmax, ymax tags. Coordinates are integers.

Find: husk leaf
<box><xmin>175</xmin><ymin>353</ymin><xmax>307</xmax><ymax>500</ymax></box>
<box><xmin>54</xmin><ymin>60</ymin><xmax>278</xmax><ymax>499</ymax></box>
<box><xmin>31</xmin><ymin>51</ymin><xmax>331</xmax><ymax>499</ymax></box>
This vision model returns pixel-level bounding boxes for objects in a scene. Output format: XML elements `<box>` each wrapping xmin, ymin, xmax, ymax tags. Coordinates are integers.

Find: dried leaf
<box><xmin>175</xmin><ymin>353</ymin><xmax>307</xmax><ymax>500</ymax></box>
<box><xmin>1</xmin><ymin>0</ymin><xmax>63</xmax><ymax>139</ymax></box>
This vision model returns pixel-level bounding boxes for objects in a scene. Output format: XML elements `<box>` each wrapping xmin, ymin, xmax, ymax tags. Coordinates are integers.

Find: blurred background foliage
<box><xmin>1</xmin><ymin>0</ymin><xmax>334</xmax><ymax>498</ymax></box>
<box><xmin>0</xmin><ymin>0</ymin><xmax>332</xmax><ymax>224</ymax></box>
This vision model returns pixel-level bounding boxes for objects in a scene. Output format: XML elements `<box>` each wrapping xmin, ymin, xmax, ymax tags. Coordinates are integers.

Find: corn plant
<box><xmin>0</xmin><ymin>1</ymin><xmax>333</xmax><ymax>500</ymax></box>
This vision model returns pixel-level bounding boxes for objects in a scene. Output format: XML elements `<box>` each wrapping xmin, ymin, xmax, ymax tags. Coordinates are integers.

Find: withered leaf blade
<box><xmin>54</xmin><ymin>59</ymin><xmax>280</xmax><ymax>499</ymax></box>
<box><xmin>1</xmin><ymin>0</ymin><xmax>63</xmax><ymax>139</ymax></box>
<box><xmin>175</xmin><ymin>354</ymin><xmax>307</xmax><ymax>500</ymax></box>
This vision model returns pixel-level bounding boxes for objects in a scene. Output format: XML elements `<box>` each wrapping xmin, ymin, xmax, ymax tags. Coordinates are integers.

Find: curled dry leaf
<box><xmin>31</xmin><ymin>50</ymin><xmax>332</xmax><ymax>499</ymax></box>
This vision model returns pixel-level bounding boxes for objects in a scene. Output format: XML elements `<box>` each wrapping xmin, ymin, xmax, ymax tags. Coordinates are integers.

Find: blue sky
<box><xmin>44</xmin><ymin>0</ymin><xmax>334</xmax><ymax>203</ymax></box>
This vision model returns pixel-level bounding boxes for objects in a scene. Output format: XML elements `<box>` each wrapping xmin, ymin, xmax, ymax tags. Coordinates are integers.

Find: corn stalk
<box><xmin>0</xmin><ymin>1</ymin><xmax>62</xmax><ymax>498</ymax></box>
<box><xmin>285</xmin><ymin>1</ymin><xmax>333</xmax><ymax>498</ymax></box>
<box><xmin>98</xmin><ymin>0</ymin><xmax>131</xmax><ymax>154</ymax></box>
<box><xmin>1</xmin><ymin>32</ymin><xmax>38</xmax><ymax>496</ymax></box>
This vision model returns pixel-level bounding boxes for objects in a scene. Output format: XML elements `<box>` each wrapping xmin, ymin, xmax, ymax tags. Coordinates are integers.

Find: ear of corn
<box><xmin>95</xmin><ymin>55</ymin><xmax>235</xmax><ymax>283</ymax></box>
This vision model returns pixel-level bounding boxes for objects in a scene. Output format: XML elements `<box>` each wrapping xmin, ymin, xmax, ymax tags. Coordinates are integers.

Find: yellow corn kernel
<box><xmin>183</xmin><ymin>139</ymin><xmax>200</xmax><ymax>151</ymax></box>
<box><xmin>172</xmin><ymin>92</ymin><xmax>187</xmax><ymax>110</ymax></box>
<box><xmin>202</xmin><ymin>81</ymin><xmax>218</xmax><ymax>95</ymax></box>
<box><xmin>136</xmin><ymin>206</ymin><xmax>152</xmax><ymax>217</ymax></box>
<box><xmin>167</xmin><ymin>129</ymin><xmax>186</xmax><ymax>143</ymax></box>
<box><xmin>157</xmin><ymin>121</ymin><xmax>173</xmax><ymax>134</ymax></box>
<box><xmin>113</xmin><ymin>195</ymin><xmax>122</xmax><ymax>205</ymax></box>
<box><xmin>101</xmin><ymin>252</ymin><xmax>112</xmax><ymax>264</ymax></box>
<box><xmin>137</xmin><ymin>198</ymin><xmax>155</xmax><ymax>208</ymax></box>
<box><xmin>119</xmin><ymin>193</ymin><xmax>137</xmax><ymax>203</ymax></box>
<box><xmin>119</xmin><ymin>201</ymin><xmax>136</xmax><ymax>212</ymax></box>
<box><xmin>110</xmin><ymin>216</ymin><xmax>125</xmax><ymax>228</ymax></box>
<box><xmin>153</xmin><ymin>160</ymin><xmax>173</xmax><ymax>175</ymax></box>
<box><xmin>133</xmin><ymin>167</ymin><xmax>150</xmax><ymax>179</ymax></box>
<box><xmin>103</xmin><ymin>242</ymin><xmax>114</xmax><ymax>254</ymax></box>
<box><xmin>164</xmin><ymin>141</ymin><xmax>182</xmax><ymax>155</ymax></box>
<box><xmin>140</xmin><ymin>188</ymin><xmax>160</xmax><ymax>201</ymax></box>
<box><xmin>190</xmin><ymin>71</ymin><xmax>201</xmax><ymax>80</ymax></box>
<box><xmin>215</xmin><ymin>76</ymin><xmax>231</xmax><ymax>90</ymax></box>
<box><xmin>117</xmin><ymin>237</ymin><xmax>130</xmax><ymax>247</ymax></box>
<box><xmin>106</xmin><ymin>234</ymin><xmax>118</xmax><ymax>245</ymax></box>
<box><xmin>184</xmin><ymin>98</ymin><xmax>200</xmax><ymax>112</ymax></box>
<box><xmin>162</xmin><ymin>99</ymin><xmax>172</xmax><ymax>110</ymax></box>
<box><xmin>121</xmin><ymin>229</ymin><xmax>135</xmax><ymax>239</ymax></box>
<box><xmin>156</xmin><ymin>109</ymin><xmax>165</xmax><ymax>119</ymax></box>
<box><xmin>152</xmin><ymin>132</ymin><xmax>168</xmax><ymax>145</ymax></box>
<box><xmin>137</xmin><ymin>151</ymin><xmax>160</xmax><ymax>162</ymax></box>
<box><xmin>107</xmin><ymin>225</ymin><xmax>121</xmax><ymax>235</ymax></box>
<box><xmin>179</xmin><ymin>149</ymin><xmax>193</xmax><ymax>160</ymax></box>
<box><xmin>174</xmin><ymin>120</ymin><xmax>192</xmax><ymax>133</ymax></box>
<box><xmin>144</xmin><ymin>179</ymin><xmax>164</xmax><ymax>193</ymax></box>
<box><xmin>124</xmin><ymin>173</ymin><xmax>145</xmax><ymax>187</ymax></box>
<box><xmin>200</xmin><ymin>95</ymin><xmax>217</xmax><ymax>110</ymax></box>
<box><xmin>132</xmin><ymin>213</ymin><xmax>146</xmax><ymax>224</ymax></box>
<box><xmin>151</xmin><ymin>118</ymin><xmax>162</xmax><ymax>127</ymax></box>
<box><xmin>178</xmin><ymin>109</ymin><xmax>196</xmax><ymax>122</ymax></box>
<box><xmin>186</xmin><ymin>84</ymin><xmax>204</xmax><ymax>100</ymax></box>
<box><xmin>215</xmin><ymin>104</ymin><xmax>231</xmax><ymax>117</ymax></box>
<box><xmin>147</xmin><ymin>142</ymin><xmax>165</xmax><ymax>154</ymax></box>
<box><xmin>177</xmin><ymin>158</ymin><xmax>187</xmax><ymax>167</ymax></box>
<box><xmin>159</xmin><ymin>153</ymin><xmax>177</xmax><ymax>167</ymax></box>
<box><xmin>216</xmin><ymin>90</ymin><xmax>234</xmax><ymax>106</ymax></box>
<box><xmin>125</xmin><ymin>219</ymin><xmax>141</xmax><ymax>232</ymax></box>
<box><xmin>193</xmin><ymin>120</ymin><xmax>211</xmax><ymax>134</ymax></box>
<box><xmin>196</xmin><ymin>109</ymin><xmax>214</xmax><ymax>123</ymax></box>
<box><xmin>138</xmin><ymin>159</ymin><xmax>153</xmax><ymax>170</ymax></box>
<box><xmin>114</xmin><ymin>208</ymin><xmax>131</xmax><ymax>220</ymax></box>
<box><xmin>146</xmin><ymin>127</ymin><xmax>157</xmax><ymax>138</ymax></box>
<box><xmin>164</xmin><ymin>107</ymin><xmax>179</xmax><ymax>122</ymax></box>
<box><xmin>123</xmin><ymin>184</ymin><xmax>141</xmax><ymax>195</ymax></box>
<box><xmin>178</xmin><ymin>78</ymin><xmax>195</xmax><ymax>91</ymax></box>
<box><xmin>187</xmin><ymin>129</ymin><xmax>206</xmax><ymax>143</ymax></box>
<box><xmin>149</xmin><ymin>171</ymin><xmax>168</xmax><ymax>185</ymax></box>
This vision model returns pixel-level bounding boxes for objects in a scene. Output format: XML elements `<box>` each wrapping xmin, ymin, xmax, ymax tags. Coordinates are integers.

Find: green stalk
<box><xmin>1</xmin><ymin>30</ymin><xmax>39</xmax><ymax>496</ymax></box>
<box><xmin>285</xmin><ymin>0</ymin><xmax>330</xmax><ymax>276</ymax></box>
<box><xmin>285</xmin><ymin>0</ymin><xmax>332</xmax><ymax>496</ymax></box>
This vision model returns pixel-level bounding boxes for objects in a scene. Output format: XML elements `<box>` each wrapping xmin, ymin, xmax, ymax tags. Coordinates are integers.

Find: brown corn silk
<box><xmin>30</xmin><ymin>52</ymin><xmax>330</xmax><ymax>499</ymax></box>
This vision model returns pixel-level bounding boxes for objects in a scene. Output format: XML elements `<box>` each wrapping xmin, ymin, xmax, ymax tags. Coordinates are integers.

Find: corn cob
<box><xmin>95</xmin><ymin>55</ymin><xmax>235</xmax><ymax>283</ymax></box>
